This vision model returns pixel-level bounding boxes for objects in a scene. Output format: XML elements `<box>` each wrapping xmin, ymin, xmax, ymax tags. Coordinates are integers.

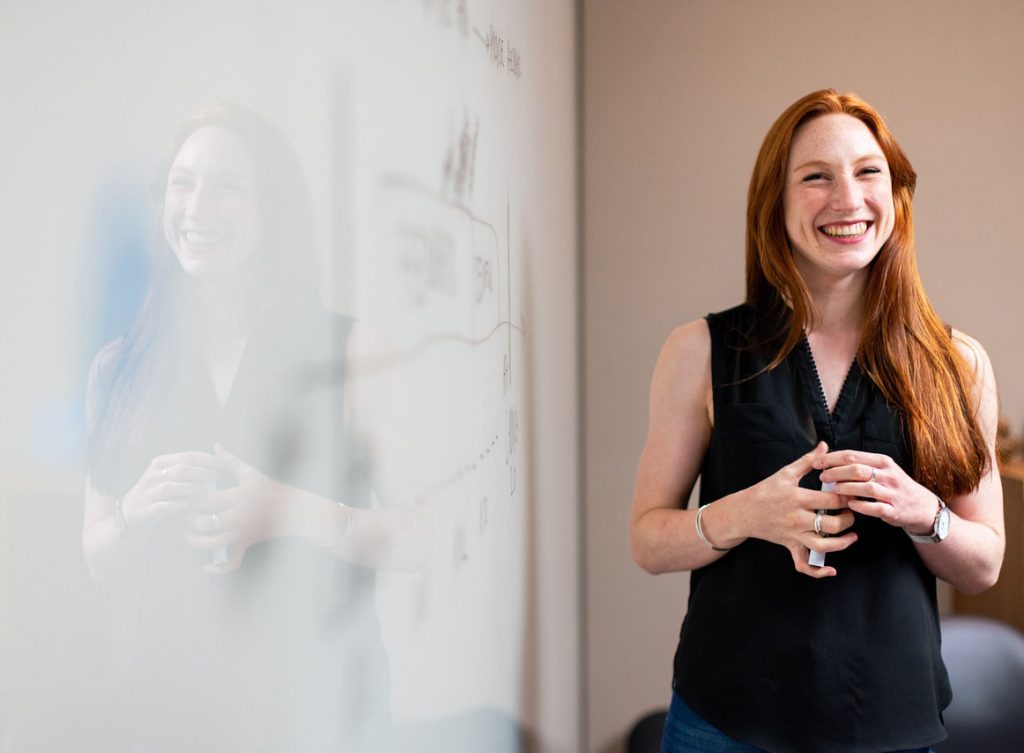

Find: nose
<box><xmin>830</xmin><ymin>174</ymin><xmax>864</xmax><ymax>212</ymax></box>
<box><xmin>183</xmin><ymin>180</ymin><xmax>217</xmax><ymax>222</ymax></box>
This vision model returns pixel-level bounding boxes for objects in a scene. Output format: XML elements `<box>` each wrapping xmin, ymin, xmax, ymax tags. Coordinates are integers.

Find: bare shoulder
<box><xmin>951</xmin><ymin>328</ymin><xmax>998</xmax><ymax>432</ymax></box>
<box><xmin>657</xmin><ymin>318</ymin><xmax>711</xmax><ymax>378</ymax></box>
<box><xmin>951</xmin><ymin>328</ymin><xmax>995</xmax><ymax>385</ymax></box>
<box><xmin>650</xmin><ymin>318</ymin><xmax>712</xmax><ymax>421</ymax></box>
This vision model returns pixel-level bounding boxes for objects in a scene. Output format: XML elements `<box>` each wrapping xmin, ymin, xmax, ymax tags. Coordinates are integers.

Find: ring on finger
<box><xmin>209</xmin><ymin>513</ymin><xmax>221</xmax><ymax>533</ymax></box>
<box><xmin>869</xmin><ymin>467</ymin><xmax>877</xmax><ymax>484</ymax></box>
<box><xmin>814</xmin><ymin>510</ymin><xmax>824</xmax><ymax>537</ymax></box>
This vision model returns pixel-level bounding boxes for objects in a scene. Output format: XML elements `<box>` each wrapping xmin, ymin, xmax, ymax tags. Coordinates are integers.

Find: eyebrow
<box><xmin>791</xmin><ymin>155</ymin><xmax>887</xmax><ymax>173</ymax></box>
<box><xmin>168</xmin><ymin>166</ymin><xmax>250</xmax><ymax>182</ymax></box>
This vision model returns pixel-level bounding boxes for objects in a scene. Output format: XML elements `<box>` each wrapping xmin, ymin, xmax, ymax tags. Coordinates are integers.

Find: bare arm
<box><xmin>630</xmin><ymin>320</ymin><xmax>853</xmax><ymax>577</ymax></box>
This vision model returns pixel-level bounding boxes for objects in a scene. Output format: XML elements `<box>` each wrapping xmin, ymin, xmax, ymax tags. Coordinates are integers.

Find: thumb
<box><xmin>214</xmin><ymin>443</ymin><xmax>250</xmax><ymax>473</ymax></box>
<box><xmin>787</xmin><ymin>441</ymin><xmax>829</xmax><ymax>477</ymax></box>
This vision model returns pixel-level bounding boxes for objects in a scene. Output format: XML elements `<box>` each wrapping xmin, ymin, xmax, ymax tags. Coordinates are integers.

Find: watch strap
<box><xmin>905</xmin><ymin>497</ymin><xmax>947</xmax><ymax>544</ymax></box>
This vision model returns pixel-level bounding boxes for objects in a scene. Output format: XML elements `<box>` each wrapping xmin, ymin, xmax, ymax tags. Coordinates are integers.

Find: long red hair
<box><xmin>746</xmin><ymin>89</ymin><xmax>987</xmax><ymax>499</ymax></box>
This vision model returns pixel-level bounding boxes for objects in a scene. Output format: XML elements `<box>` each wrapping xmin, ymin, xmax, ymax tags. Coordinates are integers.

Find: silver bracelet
<box><xmin>113</xmin><ymin>497</ymin><xmax>128</xmax><ymax>540</ymax></box>
<box><xmin>695</xmin><ymin>504</ymin><xmax>732</xmax><ymax>552</ymax></box>
<box><xmin>336</xmin><ymin>502</ymin><xmax>354</xmax><ymax>544</ymax></box>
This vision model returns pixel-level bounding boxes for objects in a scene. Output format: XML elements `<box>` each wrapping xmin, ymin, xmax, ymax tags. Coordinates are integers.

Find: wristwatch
<box><xmin>905</xmin><ymin>497</ymin><xmax>950</xmax><ymax>544</ymax></box>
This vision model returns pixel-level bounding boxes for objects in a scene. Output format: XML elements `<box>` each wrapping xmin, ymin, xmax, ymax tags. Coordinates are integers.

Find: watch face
<box><xmin>936</xmin><ymin>508</ymin><xmax>951</xmax><ymax>540</ymax></box>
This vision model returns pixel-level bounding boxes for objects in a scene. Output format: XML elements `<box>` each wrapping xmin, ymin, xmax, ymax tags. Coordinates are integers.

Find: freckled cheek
<box><xmin>873</xmin><ymin>195</ymin><xmax>896</xmax><ymax>241</ymax></box>
<box><xmin>162</xmin><ymin>204</ymin><xmax>180</xmax><ymax>245</ymax></box>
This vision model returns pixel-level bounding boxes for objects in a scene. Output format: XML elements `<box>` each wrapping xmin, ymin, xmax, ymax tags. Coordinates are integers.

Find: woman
<box><xmin>630</xmin><ymin>90</ymin><xmax>1003</xmax><ymax>753</ymax></box>
<box><xmin>84</xmin><ymin>104</ymin><xmax>425</xmax><ymax>752</ymax></box>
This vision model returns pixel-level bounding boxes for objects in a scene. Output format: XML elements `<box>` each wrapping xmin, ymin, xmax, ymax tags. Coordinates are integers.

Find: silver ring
<box><xmin>869</xmin><ymin>468</ymin><xmax>877</xmax><ymax>484</ymax></box>
<box><xmin>814</xmin><ymin>510</ymin><xmax>824</xmax><ymax>536</ymax></box>
<box><xmin>209</xmin><ymin>514</ymin><xmax>221</xmax><ymax>532</ymax></box>
<box><xmin>162</xmin><ymin>468</ymin><xmax>168</xmax><ymax>479</ymax></box>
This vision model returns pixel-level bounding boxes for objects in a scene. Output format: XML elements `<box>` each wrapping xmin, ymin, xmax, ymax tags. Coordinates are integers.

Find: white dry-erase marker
<box><xmin>203</xmin><ymin>478</ymin><xmax>229</xmax><ymax>566</ymax></box>
<box><xmin>809</xmin><ymin>481</ymin><xmax>835</xmax><ymax>568</ymax></box>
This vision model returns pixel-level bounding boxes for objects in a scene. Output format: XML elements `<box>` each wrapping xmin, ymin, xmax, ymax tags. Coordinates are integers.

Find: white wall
<box><xmin>584</xmin><ymin>2</ymin><xmax>1024</xmax><ymax>751</ymax></box>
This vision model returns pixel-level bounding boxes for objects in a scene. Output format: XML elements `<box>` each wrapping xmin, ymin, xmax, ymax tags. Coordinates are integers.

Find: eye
<box><xmin>167</xmin><ymin>174</ymin><xmax>194</xmax><ymax>189</ymax></box>
<box><xmin>801</xmin><ymin>172</ymin><xmax>827</xmax><ymax>183</ymax></box>
<box><xmin>216</xmin><ymin>176</ymin><xmax>248</xmax><ymax>194</ymax></box>
<box><xmin>859</xmin><ymin>166</ymin><xmax>883</xmax><ymax>176</ymax></box>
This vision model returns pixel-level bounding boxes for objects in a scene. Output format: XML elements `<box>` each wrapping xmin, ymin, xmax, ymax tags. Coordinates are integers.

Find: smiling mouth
<box><xmin>183</xmin><ymin>230</ymin><xmax>228</xmax><ymax>247</ymax></box>
<box><xmin>819</xmin><ymin>221</ymin><xmax>870</xmax><ymax>238</ymax></box>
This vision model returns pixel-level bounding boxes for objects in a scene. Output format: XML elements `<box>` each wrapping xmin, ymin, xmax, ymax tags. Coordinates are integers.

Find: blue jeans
<box><xmin>661</xmin><ymin>693</ymin><xmax>934</xmax><ymax>753</ymax></box>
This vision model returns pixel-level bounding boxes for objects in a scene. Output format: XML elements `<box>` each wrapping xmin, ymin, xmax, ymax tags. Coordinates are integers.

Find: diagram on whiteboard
<box><xmin>341</xmin><ymin>2</ymin><xmax>531</xmax><ymax>724</ymax></box>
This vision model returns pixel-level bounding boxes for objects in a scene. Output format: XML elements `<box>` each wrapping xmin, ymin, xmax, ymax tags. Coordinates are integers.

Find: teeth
<box><xmin>822</xmin><ymin>222</ymin><xmax>867</xmax><ymax>237</ymax></box>
<box><xmin>184</xmin><ymin>230</ymin><xmax>225</xmax><ymax>246</ymax></box>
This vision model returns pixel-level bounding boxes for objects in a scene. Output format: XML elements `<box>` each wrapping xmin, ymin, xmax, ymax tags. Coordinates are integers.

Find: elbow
<box><xmin>959</xmin><ymin>562</ymin><xmax>1002</xmax><ymax>596</ymax></box>
<box><xmin>630</xmin><ymin>527</ymin><xmax>664</xmax><ymax>575</ymax></box>
<box><xmin>952</xmin><ymin>549</ymin><xmax>1003</xmax><ymax>595</ymax></box>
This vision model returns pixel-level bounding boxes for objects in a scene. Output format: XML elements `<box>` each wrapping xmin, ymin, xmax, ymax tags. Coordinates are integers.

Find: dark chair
<box><xmin>935</xmin><ymin>615</ymin><xmax>1024</xmax><ymax>753</ymax></box>
<box><xmin>627</xmin><ymin>708</ymin><xmax>668</xmax><ymax>753</ymax></box>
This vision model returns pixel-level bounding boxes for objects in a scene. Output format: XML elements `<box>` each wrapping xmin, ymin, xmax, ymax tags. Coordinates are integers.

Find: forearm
<box><xmin>631</xmin><ymin>490</ymin><xmax>750</xmax><ymax>574</ymax></box>
<box><xmin>281</xmin><ymin>486</ymin><xmax>430</xmax><ymax>571</ymax></box>
<box><xmin>914</xmin><ymin>512</ymin><xmax>1004</xmax><ymax>594</ymax></box>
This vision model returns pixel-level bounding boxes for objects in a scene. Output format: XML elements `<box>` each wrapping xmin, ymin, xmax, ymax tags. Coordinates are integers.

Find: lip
<box><xmin>817</xmin><ymin>220</ymin><xmax>872</xmax><ymax>243</ymax></box>
<box><xmin>180</xmin><ymin>228</ymin><xmax>230</xmax><ymax>248</ymax></box>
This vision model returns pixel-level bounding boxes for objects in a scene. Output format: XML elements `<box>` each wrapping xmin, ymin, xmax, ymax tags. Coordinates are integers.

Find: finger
<box><xmin>847</xmin><ymin>498</ymin><xmax>900</xmax><ymax>525</ymax></box>
<box><xmin>802</xmin><ymin>531</ymin><xmax>858</xmax><ymax>553</ymax></box>
<box><xmin>192</xmin><ymin>490</ymin><xmax>236</xmax><ymax>514</ymax></box>
<box><xmin>814</xmin><ymin>450</ymin><xmax>887</xmax><ymax>471</ymax></box>
<box><xmin>153</xmin><ymin>481</ymin><xmax>209</xmax><ymax>502</ymax></box>
<box><xmin>149</xmin><ymin>500</ymin><xmax>190</xmax><ymax>517</ymax></box>
<box><xmin>832</xmin><ymin>481</ymin><xmax>890</xmax><ymax>504</ymax></box>
<box><xmin>186</xmin><ymin>512</ymin><xmax>232</xmax><ymax>534</ymax></box>
<box><xmin>203</xmin><ymin>549</ymin><xmax>243</xmax><ymax>575</ymax></box>
<box><xmin>786</xmin><ymin>442</ymin><xmax>829</xmax><ymax>479</ymax></box>
<box><xmin>819</xmin><ymin>462</ymin><xmax>877</xmax><ymax>485</ymax></box>
<box><xmin>797</xmin><ymin>489</ymin><xmax>847</xmax><ymax>511</ymax></box>
<box><xmin>214</xmin><ymin>443</ymin><xmax>251</xmax><ymax>474</ymax></box>
<box><xmin>161</xmin><ymin>464</ymin><xmax>219</xmax><ymax>484</ymax></box>
<box><xmin>184</xmin><ymin>531</ymin><xmax>234</xmax><ymax>550</ymax></box>
<box><xmin>154</xmin><ymin>451</ymin><xmax>223</xmax><ymax>471</ymax></box>
<box><xmin>789</xmin><ymin>545</ymin><xmax>836</xmax><ymax>578</ymax></box>
<box><xmin>818</xmin><ymin>510</ymin><xmax>856</xmax><ymax>535</ymax></box>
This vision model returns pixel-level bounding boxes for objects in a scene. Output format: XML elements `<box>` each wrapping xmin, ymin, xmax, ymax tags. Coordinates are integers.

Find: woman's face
<box><xmin>783</xmin><ymin>113</ymin><xmax>895</xmax><ymax>287</ymax></box>
<box><xmin>163</xmin><ymin>126</ymin><xmax>262</xmax><ymax>282</ymax></box>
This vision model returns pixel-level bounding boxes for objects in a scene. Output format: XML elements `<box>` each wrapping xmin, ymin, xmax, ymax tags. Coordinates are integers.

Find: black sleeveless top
<box><xmin>672</xmin><ymin>304</ymin><xmax>950</xmax><ymax>753</ymax></box>
<box><xmin>92</xmin><ymin>306</ymin><xmax>389</xmax><ymax>752</ymax></box>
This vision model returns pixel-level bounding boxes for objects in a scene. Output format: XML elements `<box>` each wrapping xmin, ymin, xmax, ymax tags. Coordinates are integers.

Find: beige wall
<box><xmin>583</xmin><ymin>1</ymin><xmax>1024</xmax><ymax>751</ymax></box>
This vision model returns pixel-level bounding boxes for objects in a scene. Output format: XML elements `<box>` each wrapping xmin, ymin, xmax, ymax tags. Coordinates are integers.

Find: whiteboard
<box><xmin>0</xmin><ymin>1</ymin><xmax>580</xmax><ymax>751</ymax></box>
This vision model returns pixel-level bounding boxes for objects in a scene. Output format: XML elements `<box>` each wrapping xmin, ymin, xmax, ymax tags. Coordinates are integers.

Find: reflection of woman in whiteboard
<box><xmin>83</xmin><ymin>104</ymin><xmax>425</xmax><ymax>752</ymax></box>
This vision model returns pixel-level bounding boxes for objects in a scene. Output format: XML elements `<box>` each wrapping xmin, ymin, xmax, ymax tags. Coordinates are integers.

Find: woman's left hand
<box><xmin>814</xmin><ymin>449</ymin><xmax>938</xmax><ymax>535</ymax></box>
<box><xmin>185</xmin><ymin>443</ymin><xmax>285</xmax><ymax>574</ymax></box>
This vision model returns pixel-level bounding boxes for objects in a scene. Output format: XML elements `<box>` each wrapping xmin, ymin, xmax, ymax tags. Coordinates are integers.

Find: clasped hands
<box><xmin>744</xmin><ymin>441</ymin><xmax>939</xmax><ymax>578</ymax></box>
<box><xmin>120</xmin><ymin>444</ymin><xmax>284</xmax><ymax>574</ymax></box>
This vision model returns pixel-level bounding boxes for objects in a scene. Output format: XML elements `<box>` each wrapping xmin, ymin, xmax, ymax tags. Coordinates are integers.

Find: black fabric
<box><xmin>672</xmin><ymin>303</ymin><xmax>950</xmax><ymax>753</ymax></box>
<box><xmin>96</xmin><ymin>306</ymin><xmax>389</xmax><ymax>752</ymax></box>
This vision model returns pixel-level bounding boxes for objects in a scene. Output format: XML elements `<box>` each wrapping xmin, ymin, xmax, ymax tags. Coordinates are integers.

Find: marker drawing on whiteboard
<box><xmin>809</xmin><ymin>480</ymin><xmax>835</xmax><ymax>568</ymax></box>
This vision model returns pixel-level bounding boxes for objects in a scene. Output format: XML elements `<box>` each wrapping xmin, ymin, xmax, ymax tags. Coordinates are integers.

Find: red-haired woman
<box><xmin>631</xmin><ymin>90</ymin><xmax>1003</xmax><ymax>753</ymax></box>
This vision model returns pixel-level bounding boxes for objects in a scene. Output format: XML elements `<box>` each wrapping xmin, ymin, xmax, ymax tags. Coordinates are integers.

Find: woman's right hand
<box><xmin>742</xmin><ymin>442</ymin><xmax>858</xmax><ymax>577</ymax></box>
<box><xmin>121</xmin><ymin>451</ymin><xmax>223</xmax><ymax>534</ymax></box>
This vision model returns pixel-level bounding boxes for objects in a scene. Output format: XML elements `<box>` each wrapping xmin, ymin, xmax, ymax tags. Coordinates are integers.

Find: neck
<box><xmin>188</xmin><ymin>278</ymin><xmax>259</xmax><ymax>345</ymax></box>
<box><xmin>802</xmin><ymin>271</ymin><xmax>867</xmax><ymax>338</ymax></box>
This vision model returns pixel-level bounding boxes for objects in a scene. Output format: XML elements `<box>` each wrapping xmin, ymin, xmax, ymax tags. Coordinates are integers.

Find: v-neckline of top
<box><xmin>798</xmin><ymin>334</ymin><xmax>859</xmax><ymax>444</ymax></box>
